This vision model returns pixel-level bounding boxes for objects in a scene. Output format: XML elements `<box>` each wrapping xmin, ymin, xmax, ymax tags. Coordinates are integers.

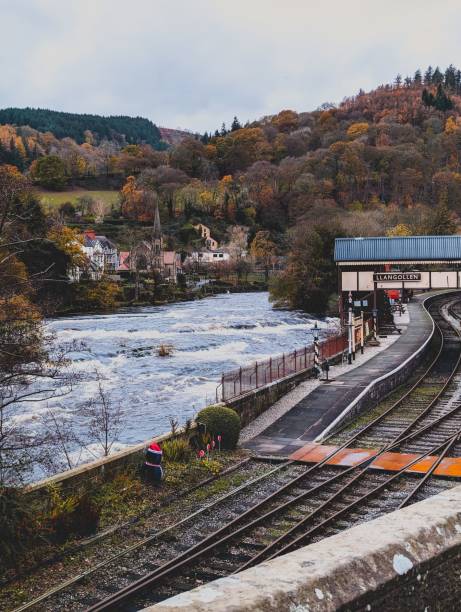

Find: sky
<box><xmin>2</xmin><ymin>0</ymin><xmax>461</xmax><ymax>133</ymax></box>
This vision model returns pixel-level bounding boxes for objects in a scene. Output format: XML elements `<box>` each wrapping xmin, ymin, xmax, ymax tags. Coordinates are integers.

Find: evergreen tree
<box><xmin>432</xmin><ymin>66</ymin><xmax>443</xmax><ymax>85</ymax></box>
<box><xmin>220</xmin><ymin>122</ymin><xmax>227</xmax><ymax>136</ymax></box>
<box><xmin>422</xmin><ymin>88</ymin><xmax>434</xmax><ymax>107</ymax></box>
<box><xmin>0</xmin><ymin>139</ymin><xmax>6</xmax><ymax>164</ymax></box>
<box><xmin>414</xmin><ymin>69</ymin><xmax>422</xmax><ymax>85</ymax></box>
<box><xmin>231</xmin><ymin>116</ymin><xmax>242</xmax><ymax>131</ymax></box>
<box><xmin>22</xmin><ymin>137</ymin><xmax>30</xmax><ymax>163</ymax></box>
<box><xmin>394</xmin><ymin>74</ymin><xmax>402</xmax><ymax>88</ymax></box>
<box><xmin>434</xmin><ymin>84</ymin><xmax>453</xmax><ymax>111</ymax></box>
<box><xmin>424</xmin><ymin>192</ymin><xmax>456</xmax><ymax>235</ymax></box>
<box><xmin>456</xmin><ymin>70</ymin><xmax>461</xmax><ymax>93</ymax></box>
<box><xmin>404</xmin><ymin>76</ymin><xmax>412</xmax><ymax>87</ymax></box>
<box><xmin>7</xmin><ymin>137</ymin><xmax>24</xmax><ymax>170</ymax></box>
<box><xmin>424</xmin><ymin>66</ymin><xmax>433</xmax><ymax>85</ymax></box>
<box><xmin>0</xmin><ymin>107</ymin><xmax>164</xmax><ymax>149</ymax></box>
<box><xmin>445</xmin><ymin>64</ymin><xmax>457</xmax><ymax>89</ymax></box>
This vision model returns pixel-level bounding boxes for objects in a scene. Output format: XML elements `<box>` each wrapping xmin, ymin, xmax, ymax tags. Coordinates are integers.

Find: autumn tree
<box><xmin>120</xmin><ymin>175</ymin><xmax>143</xmax><ymax>219</ymax></box>
<box><xmin>47</xmin><ymin>224</ymin><xmax>86</xmax><ymax>269</ymax></box>
<box><xmin>250</xmin><ymin>230</ymin><xmax>276</xmax><ymax>281</ymax></box>
<box><xmin>0</xmin><ymin>168</ymin><xmax>75</xmax><ymax>487</ymax></box>
<box><xmin>169</xmin><ymin>138</ymin><xmax>213</xmax><ymax>179</ymax></box>
<box><xmin>30</xmin><ymin>155</ymin><xmax>67</xmax><ymax>190</ymax></box>
<box><xmin>423</xmin><ymin>201</ymin><xmax>457</xmax><ymax>235</ymax></box>
<box><xmin>271</xmin><ymin>110</ymin><xmax>299</xmax><ymax>133</ymax></box>
<box><xmin>387</xmin><ymin>224</ymin><xmax>412</xmax><ymax>237</ymax></box>
<box><xmin>215</xmin><ymin>128</ymin><xmax>271</xmax><ymax>175</ymax></box>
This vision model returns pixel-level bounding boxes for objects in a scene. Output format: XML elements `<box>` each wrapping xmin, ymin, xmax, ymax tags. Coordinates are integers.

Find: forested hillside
<box><xmin>2</xmin><ymin>65</ymin><xmax>461</xmax><ymax>313</ymax></box>
<box><xmin>0</xmin><ymin>107</ymin><xmax>165</xmax><ymax>148</ymax></box>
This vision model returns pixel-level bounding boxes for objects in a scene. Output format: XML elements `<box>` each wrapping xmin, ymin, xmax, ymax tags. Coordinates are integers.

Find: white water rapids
<box><xmin>23</xmin><ymin>292</ymin><xmax>337</xmax><ymax>473</ymax></box>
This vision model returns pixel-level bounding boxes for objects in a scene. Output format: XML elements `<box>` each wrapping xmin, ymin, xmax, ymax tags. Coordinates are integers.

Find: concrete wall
<box><xmin>145</xmin><ymin>484</ymin><xmax>461</xmax><ymax>611</ymax></box>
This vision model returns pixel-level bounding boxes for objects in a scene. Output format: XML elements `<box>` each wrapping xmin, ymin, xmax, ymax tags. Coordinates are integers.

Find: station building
<box><xmin>334</xmin><ymin>235</ymin><xmax>461</xmax><ymax>326</ymax></box>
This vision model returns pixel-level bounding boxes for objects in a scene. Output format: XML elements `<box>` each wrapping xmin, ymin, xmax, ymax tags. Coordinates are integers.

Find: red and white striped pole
<box><xmin>314</xmin><ymin>321</ymin><xmax>320</xmax><ymax>377</ymax></box>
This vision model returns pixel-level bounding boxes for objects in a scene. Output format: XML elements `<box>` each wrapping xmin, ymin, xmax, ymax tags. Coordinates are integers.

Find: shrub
<box><xmin>196</xmin><ymin>405</ymin><xmax>241</xmax><ymax>450</ymax></box>
<box><xmin>201</xmin><ymin>459</ymin><xmax>222</xmax><ymax>476</ymax></box>
<box><xmin>47</xmin><ymin>485</ymin><xmax>100</xmax><ymax>541</ymax></box>
<box><xmin>0</xmin><ymin>488</ymin><xmax>38</xmax><ymax>568</ymax></box>
<box><xmin>162</xmin><ymin>437</ymin><xmax>191</xmax><ymax>462</ymax></box>
<box><xmin>94</xmin><ymin>471</ymin><xmax>142</xmax><ymax>523</ymax></box>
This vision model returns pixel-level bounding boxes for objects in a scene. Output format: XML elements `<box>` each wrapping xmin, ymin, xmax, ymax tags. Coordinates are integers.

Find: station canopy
<box><xmin>334</xmin><ymin>236</ymin><xmax>461</xmax><ymax>265</ymax></box>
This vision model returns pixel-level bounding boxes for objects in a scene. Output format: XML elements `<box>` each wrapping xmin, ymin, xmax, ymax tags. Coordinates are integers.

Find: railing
<box><xmin>216</xmin><ymin>332</ymin><xmax>348</xmax><ymax>402</ymax></box>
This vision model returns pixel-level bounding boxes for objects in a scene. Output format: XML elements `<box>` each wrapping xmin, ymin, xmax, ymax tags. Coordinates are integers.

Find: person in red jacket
<box><xmin>143</xmin><ymin>441</ymin><xmax>164</xmax><ymax>483</ymax></box>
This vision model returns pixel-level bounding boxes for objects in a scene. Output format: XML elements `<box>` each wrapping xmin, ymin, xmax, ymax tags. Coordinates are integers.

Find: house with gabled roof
<box><xmin>82</xmin><ymin>230</ymin><xmax>119</xmax><ymax>273</ymax></box>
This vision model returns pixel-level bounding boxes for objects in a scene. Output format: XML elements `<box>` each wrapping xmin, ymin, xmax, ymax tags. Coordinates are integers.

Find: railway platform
<box><xmin>244</xmin><ymin>293</ymin><xmax>440</xmax><ymax>458</ymax></box>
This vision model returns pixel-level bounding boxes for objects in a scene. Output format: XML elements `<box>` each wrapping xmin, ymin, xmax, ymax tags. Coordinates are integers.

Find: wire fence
<box><xmin>216</xmin><ymin>332</ymin><xmax>348</xmax><ymax>402</ymax></box>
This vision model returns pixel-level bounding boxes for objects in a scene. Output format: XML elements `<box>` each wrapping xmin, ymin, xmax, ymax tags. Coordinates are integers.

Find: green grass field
<box><xmin>37</xmin><ymin>189</ymin><xmax>120</xmax><ymax>212</ymax></box>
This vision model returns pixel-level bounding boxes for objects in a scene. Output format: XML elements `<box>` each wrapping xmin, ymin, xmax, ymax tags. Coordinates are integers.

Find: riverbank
<box><xmin>56</xmin><ymin>279</ymin><xmax>268</xmax><ymax>317</ymax></box>
<box><xmin>32</xmin><ymin>293</ymin><xmax>334</xmax><ymax>482</ymax></box>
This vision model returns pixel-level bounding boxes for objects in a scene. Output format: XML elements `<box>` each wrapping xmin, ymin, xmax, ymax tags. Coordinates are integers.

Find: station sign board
<box><xmin>373</xmin><ymin>272</ymin><xmax>421</xmax><ymax>282</ymax></box>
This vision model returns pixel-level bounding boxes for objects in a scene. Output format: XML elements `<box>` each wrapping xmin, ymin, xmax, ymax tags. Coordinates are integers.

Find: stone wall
<box><xmin>26</xmin><ymin>428</ymin><xmax>192</xmax><ymax>500</ymax></box>
<box><xmin>144</xmin><ymin>484</ymin><xmax>461</xmax><ymax>611</ymax></box>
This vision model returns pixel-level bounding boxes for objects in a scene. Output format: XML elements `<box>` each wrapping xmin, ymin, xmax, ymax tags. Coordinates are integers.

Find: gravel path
<box><xmin>239</xmin><ymin>308</ymin><xmax>410</xmax><ymax>444</ymax></box>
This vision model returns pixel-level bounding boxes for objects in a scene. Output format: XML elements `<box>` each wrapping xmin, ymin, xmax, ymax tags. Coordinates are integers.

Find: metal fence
<box><xmin>216</xmin><ymin>332</ymin><xmax>348</xmax><ymax>402</ymax></box>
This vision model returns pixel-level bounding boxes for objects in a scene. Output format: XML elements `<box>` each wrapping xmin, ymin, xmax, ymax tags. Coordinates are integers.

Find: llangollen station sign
<box><xmin>373</xmin><ymin>272</ymin><xmax>421</xmax><ymax>282</ymax></box>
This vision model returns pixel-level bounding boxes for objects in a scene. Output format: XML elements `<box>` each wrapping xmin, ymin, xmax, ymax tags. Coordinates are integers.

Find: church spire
<box><xmin>153</xmin><ymin>202</ymin><xmax>162</xmax><ymax>239</ymax></box>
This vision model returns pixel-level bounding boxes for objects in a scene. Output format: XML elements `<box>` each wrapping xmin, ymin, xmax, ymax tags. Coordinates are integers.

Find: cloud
<box><xmin>1</xmin><ymin>0</ymin><xmax>461</xmax><ymax>132</ymax></box>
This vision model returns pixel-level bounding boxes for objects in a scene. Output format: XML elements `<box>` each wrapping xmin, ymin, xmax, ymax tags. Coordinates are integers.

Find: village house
<box><xmin>70</xmin><ymin>230</ymin><xmax>119</xmax><ymax>281</ymax></box>
<box><xmin>186</xmin><ymin>249</ymin><xmax>230</xmax><ymax>266</ymax></box>
<box><xmin>194</xmin><ymin>223</ymin><xmax>218</xmax><ymax>250</ymax></box>
<box><xmin>82</xmin><ymin>230</ymin><xmax>119</xmax><ymax>273</ymax></box>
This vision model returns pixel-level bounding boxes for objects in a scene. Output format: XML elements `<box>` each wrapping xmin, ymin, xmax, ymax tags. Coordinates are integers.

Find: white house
<box><xmin>187</xmin><ymin>249</ymin><xmax>230</xmax><ymax>265</ymax></box>
<box><xmin>82</xmin><ymin>230</ymin><xmax>119</xmax><ymax>273</ymax></box>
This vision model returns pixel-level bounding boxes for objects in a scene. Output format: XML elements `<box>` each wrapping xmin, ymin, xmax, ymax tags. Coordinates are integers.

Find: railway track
<box><xmin>330</xmin><ymin>297</ymin><xmax>461</xmax><ymax>450</ymax></box>
<box><xmin>13</xmin><ymin>292</ymin><xmax>461</xmax><ymax>612</ymax></box>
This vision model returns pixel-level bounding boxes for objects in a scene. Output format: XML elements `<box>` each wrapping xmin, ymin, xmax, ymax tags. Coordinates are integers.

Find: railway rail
<box><xmin>12</xmin><ymin>292</ymin><xmax>461</xmax><ymax>612</ymax></box>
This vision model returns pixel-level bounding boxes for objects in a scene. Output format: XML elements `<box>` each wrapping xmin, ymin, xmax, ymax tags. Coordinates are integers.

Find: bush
<box><xmin>196</xmin><ymin>405</ymin><xmax>241</xmax><ymax>450</ymax></box>
<box><xmin>47</xmin><ymin>485</ymin><xmax>100</xmax><ymax>541</ymax></box>
<box><xmin>162</xmin><ymin>437</ymin><xmax>191</xmax><ymax>463</ymax></box>
<box><xmin>0</xmin><ymin>488</ymin><xmax>38</xmax><ymax>568</ymax></box>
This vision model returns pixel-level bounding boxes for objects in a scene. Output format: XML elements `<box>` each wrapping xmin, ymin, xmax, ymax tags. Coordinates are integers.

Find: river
<box><xmin>33</xmin><ymin>292</ymin><xmax>336</xmax><ymax>465</ymax></box>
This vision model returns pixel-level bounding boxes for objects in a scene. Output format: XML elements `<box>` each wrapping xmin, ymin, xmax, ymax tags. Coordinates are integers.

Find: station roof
<box><xmin>334</xmin><ymin>236</ymin><xmax>461</xmax><ymax>264</ymax></box>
